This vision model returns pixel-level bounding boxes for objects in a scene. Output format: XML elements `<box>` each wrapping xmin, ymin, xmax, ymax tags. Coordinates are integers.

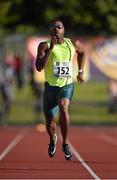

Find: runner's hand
<box><xmin>49</xmin><ymin>36</ymin><xmax>57</xmax><ymax>50</ymax></box>
<box><xmin>77</xmin><ymin>73</ymin><xmax>84</xmax><ymax>84</ymax></box>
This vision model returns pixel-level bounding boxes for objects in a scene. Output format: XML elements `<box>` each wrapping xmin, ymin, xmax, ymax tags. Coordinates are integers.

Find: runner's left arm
<box><xmin>73</xmin><ymin>39</ymin><xmax>86</xmax><ymax>84</ymax></box>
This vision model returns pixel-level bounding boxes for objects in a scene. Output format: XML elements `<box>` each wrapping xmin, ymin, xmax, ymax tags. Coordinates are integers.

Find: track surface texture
<box><xmin>0</xmin><ymin>126</ymin><xmax>117</xmax><ymax>179</ymax></box>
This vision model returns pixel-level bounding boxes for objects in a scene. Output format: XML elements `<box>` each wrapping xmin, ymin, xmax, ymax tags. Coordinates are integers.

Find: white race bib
<box><xmin>53</xmin><ymin>61</ymin><xmax>72</xmax><ymax>78</ymax></box>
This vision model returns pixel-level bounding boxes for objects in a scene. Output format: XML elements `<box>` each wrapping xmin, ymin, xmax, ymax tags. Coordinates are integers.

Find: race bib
<box><xmin>53</xmin><ymin>61</ymin><xmax>72</xmax><ymax>78</ymax></box>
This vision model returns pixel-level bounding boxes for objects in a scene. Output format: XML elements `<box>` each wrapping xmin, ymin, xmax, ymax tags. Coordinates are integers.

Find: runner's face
<box><xmin>49</xmin><ymin>21</ymin><xmax>64</xmax><ymax>40</ymax></box>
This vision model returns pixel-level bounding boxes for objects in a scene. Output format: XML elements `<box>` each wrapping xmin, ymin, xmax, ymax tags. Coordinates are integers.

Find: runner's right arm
<box><xmin>35</xmin><ymin>37</ymin><xmax>57</xmax><ymax>71</ymax></box>
<box><xmin>35</xmin><ymin>42</ymin><xmax>51</xmax><ymax>72</ymax></box>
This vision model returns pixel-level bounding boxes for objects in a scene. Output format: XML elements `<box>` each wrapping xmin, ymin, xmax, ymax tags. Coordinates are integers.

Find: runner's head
<box><xmin>49</xmin><ymin>19</ymin><xmax>65</xmax><ymax>41</ymax></box>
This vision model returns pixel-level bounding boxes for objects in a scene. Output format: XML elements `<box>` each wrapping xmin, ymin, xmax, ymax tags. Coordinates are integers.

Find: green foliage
<box><xmin>0</xmin><ymin>0</ymin><xmax>117</xmax><ymax>35</ymax></box>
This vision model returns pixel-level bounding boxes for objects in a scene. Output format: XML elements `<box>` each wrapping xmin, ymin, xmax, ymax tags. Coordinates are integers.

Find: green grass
<box><xmin>1</xmin><ymin>81</ymin><xmax>117</xmax><ymax>125</ymax></box>
<box><xmin>73</xmin><ymin>81</ymin><xmax>107</xmax><ymax>101</ymax></box>
<box><xmin>70</xmin><ymin>81</ymin><xmax>117</xmax><ymax>125</ymax></box>
<box><xmin>70</xmin><ymin>103</ymin><xmax>117</xmax><ymax>125</ymax></box>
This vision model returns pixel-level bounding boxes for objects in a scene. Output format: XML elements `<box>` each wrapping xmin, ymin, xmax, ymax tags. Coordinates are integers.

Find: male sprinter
<box><xmin>35</xmin><ymin>19</ymin><xmax>86</xmax><ymax>160</ymax></box>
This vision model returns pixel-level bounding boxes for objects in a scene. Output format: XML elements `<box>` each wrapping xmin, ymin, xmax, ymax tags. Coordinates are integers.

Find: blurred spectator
<box><xmin>107</xmin><ymin>78</ymin><xmax>117</xmax><ymax>113</ymax></box>
<box><xmin>27</xmin><ymin>56</ymin><xmax>43</xmax><ymax>123</ymax></box>
<box><xmin>28</xmin><ymin>57</ymin><xmax>35</xmax><ymax>86</ymax></box>
<box><xmin>0</xmin><ymin>61</ymin><xmax>14</xmax><ymax>122</ymax></box>
<box><xmin>13</xmin><ymin>55</ymin><xmax>23</xmax><ymax>89</ymax></box>
<box><xmin>32</xmin><ymin>81</ymin><xmax>43</xmax><ymax>123</ymax></box>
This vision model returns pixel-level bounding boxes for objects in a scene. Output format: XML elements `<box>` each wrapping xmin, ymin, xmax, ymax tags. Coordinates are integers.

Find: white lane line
<box><xmin>0</xmin><ymin>128</ymin><xmax>28</xmax><ymax>161</ymax></box>
<box><xmin>68</xmin><ymin>140</ymin><xmax>101</xmax><ymax>180</ymax></box>
<box><xmin>98</xmin><ymin>134</ymin><xmax>117</xmax><ymax>146</ymax></box>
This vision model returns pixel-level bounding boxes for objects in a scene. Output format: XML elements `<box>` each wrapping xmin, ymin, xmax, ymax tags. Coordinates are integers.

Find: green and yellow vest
<box><xmin>45</xmin><ymin>38</ymin><xmax>75</xmax><ymax>87</ymax></box>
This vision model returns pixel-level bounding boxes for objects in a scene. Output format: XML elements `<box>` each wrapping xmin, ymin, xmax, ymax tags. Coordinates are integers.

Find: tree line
<box><xmin>0</xmin><ymin>0</ymin><xmax>117</xmax><ymax>35</ymax></box>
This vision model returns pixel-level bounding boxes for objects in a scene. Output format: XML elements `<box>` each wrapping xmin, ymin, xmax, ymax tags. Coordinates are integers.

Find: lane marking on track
<box><xmin>68</xmin><ymin>140</ymin><xmax>101</xmax><ymax>180</ymax></box>
<box><xmin>0</xmin><ymin>128</ymin><xmax>28</xmax><ymax>161</ymax></box>
<box><xmin>98</xmin><ymin>134</ymin><xmax>117</xmax><ymax>146</ymax></box>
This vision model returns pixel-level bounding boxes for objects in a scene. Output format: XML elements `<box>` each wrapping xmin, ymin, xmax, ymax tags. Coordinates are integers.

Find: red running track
<box><xmin>0</xmin><ymin>125</ymin><xmax>117</xmax><ymax>179</ymax></box>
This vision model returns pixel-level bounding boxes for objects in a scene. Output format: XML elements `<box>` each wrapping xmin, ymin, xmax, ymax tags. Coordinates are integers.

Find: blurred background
<box><xmin>0</xmin><ymin>0</ymin><xmax>117</xmax><ymax>126</ymax></box>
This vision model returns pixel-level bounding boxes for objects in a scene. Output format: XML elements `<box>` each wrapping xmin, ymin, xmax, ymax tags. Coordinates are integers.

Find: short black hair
<box><xmin>49</xmin><ymin>18</ymin><xmax>64</xmax><ymax>26</ymax></box>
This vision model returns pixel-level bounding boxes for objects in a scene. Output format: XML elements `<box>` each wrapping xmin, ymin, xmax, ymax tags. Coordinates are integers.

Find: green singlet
<box><xmin>45</xmin><ymin>38</ymin><xmax>75</xmax><ymax>87</ymax></box>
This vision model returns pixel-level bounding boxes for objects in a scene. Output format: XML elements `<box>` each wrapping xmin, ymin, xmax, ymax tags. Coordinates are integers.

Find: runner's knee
<box><xmin>59</xmin><ymin>103</ymin><xmax>68</xmax><ymax>113</ymax></box>
<box><xmin>59</xmin><ymin>98</ymin><xmax>69</xmax><ymax>113</ymax></box>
